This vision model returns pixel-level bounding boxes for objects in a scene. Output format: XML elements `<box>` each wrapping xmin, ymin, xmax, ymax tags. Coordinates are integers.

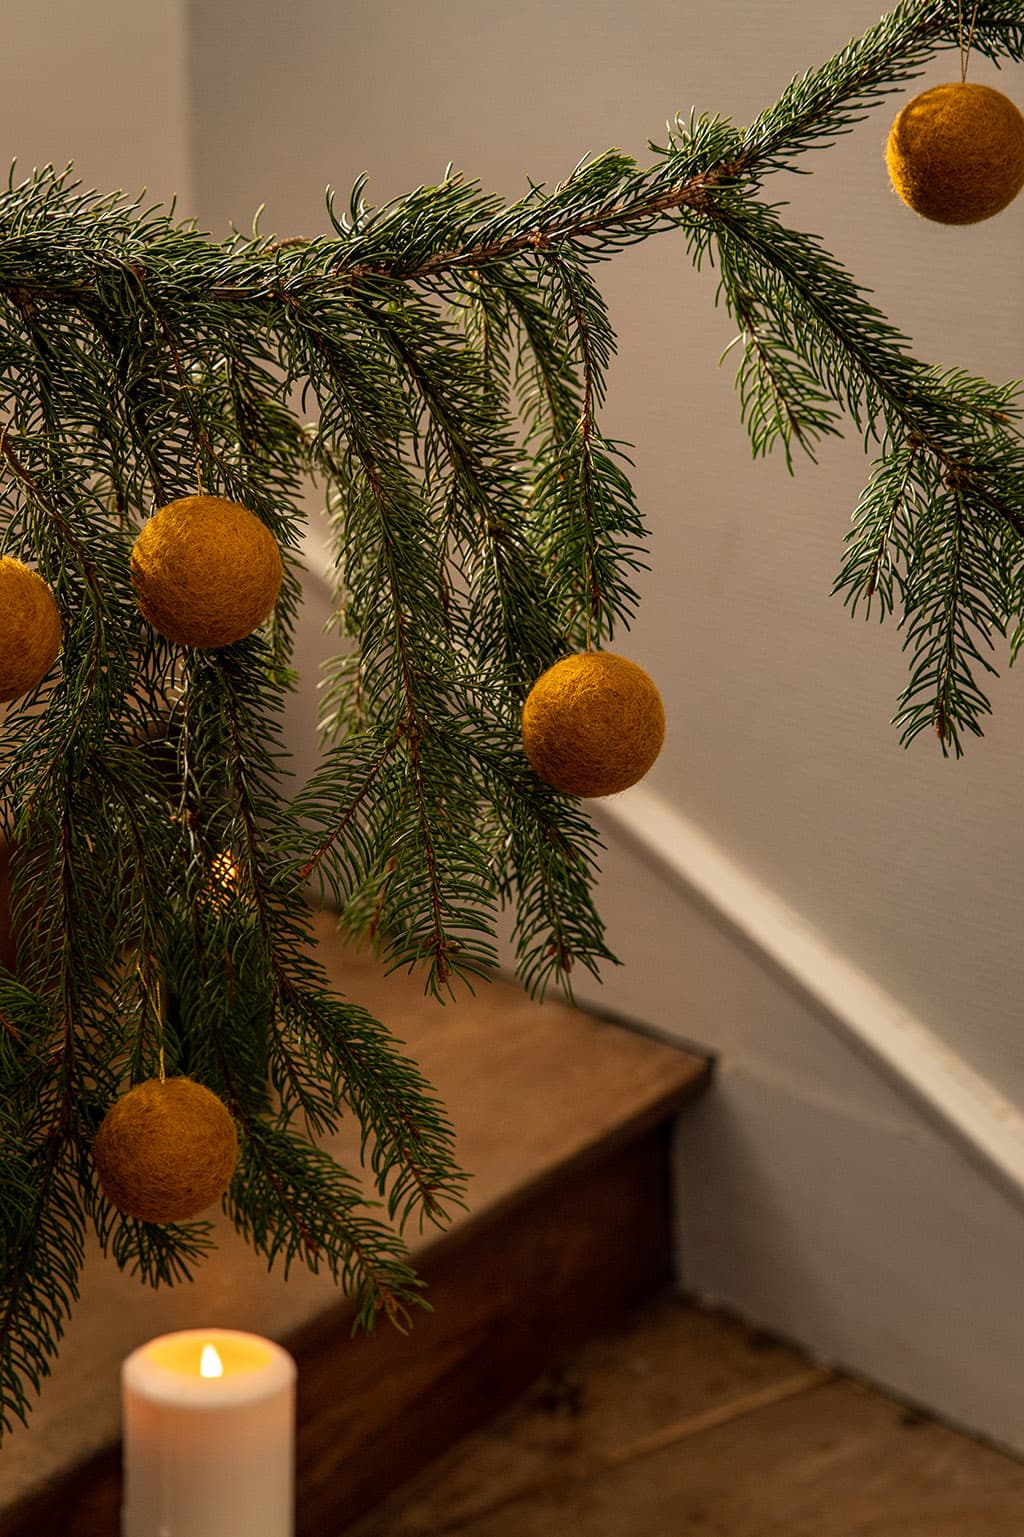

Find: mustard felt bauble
<box><xmin>886</xmin><ymin>82</ymin><xmax>1024</xmax><ymax>224</ymax></box>
<box><xmin>93</xmin><ymin>1076</ymin><xmax>239</xmax><ymax>1223</ymax></box>
<box><xmin>0</xmin><ymin>557</ymin><xmax>62</xmax><ymax>703</ymax></box>
<box><xmin>130</xmin><ymin>495</ymin><xmax>283</xmax><ymax>648</ymax></box>
<box><xmin>521</xmin><ymin>651</ymin><xmax>665</xmax><ymax>798</ymax></box>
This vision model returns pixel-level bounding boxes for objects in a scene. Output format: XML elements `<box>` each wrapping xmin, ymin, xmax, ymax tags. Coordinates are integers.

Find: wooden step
<box><xmin>0</xmin><ymin>908</ymin><xmax>709</xmax><ymax>1536</ymax></box>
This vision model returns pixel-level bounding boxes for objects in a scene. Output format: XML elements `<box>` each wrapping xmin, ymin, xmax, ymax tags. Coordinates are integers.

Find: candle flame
<box><xmin>199</xmin><ymin>1343</ymin><xmax>224</xmax><ymax>1379</ymax></box>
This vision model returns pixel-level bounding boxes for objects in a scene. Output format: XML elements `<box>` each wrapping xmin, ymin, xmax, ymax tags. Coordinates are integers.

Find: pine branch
<box><xmin>4</xmin><ymin>0</ymin><xmax>1024</xmax><ymax>1438</ymax></box>
<box><xmin>0</xmin><ymin>1138</ymin><xmax>84</xmax><ymax>1434</ymax></box>
<box><xmin>226</xmin><ymin>1115</ymin><xmax>426</xmax><ymax>1331</ymax></box>
<box><xmin>836</xmin><ymin>440</ymin><xmax>925</xmax><ymax>619</ymax></box>
<box><xmin>276</xmin><ymin>985</ymin><xmax>468</xmax><ymax>1233</ymax></box>
<box><xmin>894</xmin><ymin>483</ymin><xmax>1009</xmax><ymax>753</ymax></box>
<box><xmin>180</xmin><ymin>647</ymin><xmax>467</xmax><ymax>1236</ymax></box>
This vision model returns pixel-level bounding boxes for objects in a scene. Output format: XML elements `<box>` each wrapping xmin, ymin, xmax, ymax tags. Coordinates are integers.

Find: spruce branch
<box><xmin>4</xmin><ymin>0</ymin><xmax>1024</xmax><ymax>1436</ymax></box>
<box><xmin>0</xmin><ymin>1136</ymin><xmax>84</xmax><ymax>1435</ymax></box>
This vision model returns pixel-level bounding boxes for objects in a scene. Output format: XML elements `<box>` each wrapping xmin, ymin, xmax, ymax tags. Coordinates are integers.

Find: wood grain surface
<box><xmin>292</xmin><ymin>1122</ymin><xmax>680</xmax><ymax>1534</ymax></box>
<box><xmin>348</xmin><ymin>1293</ymin><xmax>1024</xmax><ymax>1537</ymax></box>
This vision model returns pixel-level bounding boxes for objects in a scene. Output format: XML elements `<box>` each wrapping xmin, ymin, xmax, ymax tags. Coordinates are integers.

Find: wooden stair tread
<box><xmin>0</xmin><ymin>909</ymin><xmax>708</xmax><ymax>1520</ymax></box>
<box><xmin>308</xmin><ymin>910</ymin><xmax>708</xmax><ymax>1219</ymax></box>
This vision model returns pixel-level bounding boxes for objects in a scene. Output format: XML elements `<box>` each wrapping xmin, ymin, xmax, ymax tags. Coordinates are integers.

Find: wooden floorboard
<box><xmin>348</xmin><ymin>1293</ymin><xmax>1024</xmax><ymax>1536</ymax></box>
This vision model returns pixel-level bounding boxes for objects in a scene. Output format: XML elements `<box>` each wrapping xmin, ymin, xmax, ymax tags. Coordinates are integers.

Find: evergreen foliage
<box><xmin>2</xmin><ymin>0</ymin><xmax>1024</xmax><ymax>1434</ymax></box>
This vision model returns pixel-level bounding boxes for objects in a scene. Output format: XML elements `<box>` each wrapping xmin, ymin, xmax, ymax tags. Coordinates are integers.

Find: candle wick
<box><xmin>200</xmin><ymin>1342</ymin><xmax>224</xmax><ymax>1378</ymax></box>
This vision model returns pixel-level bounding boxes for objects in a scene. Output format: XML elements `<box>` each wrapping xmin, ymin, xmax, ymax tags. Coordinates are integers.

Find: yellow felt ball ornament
<box><xmin>886</xmin><ymin>81</ymin><xmax>1024</xmax><ymax>224</ymax></box>
<box><xmin>93</xmin><ymin>1076</ymin><xmax>239</xmax><ymax>1223</ymax></box>
<box><xmin>0</xmin><ymin>557</ymin><xmax>62</xmax><ymax>703</ymax></box>
<box><xmin>521</xmin><ymin>651</ymin><xmax>665</xmax><ymax>798</ymax></box>
<box><xmin>131</xmin><ymin>494</ymin><xmax>283</xmax><ymax>648</ymax></box>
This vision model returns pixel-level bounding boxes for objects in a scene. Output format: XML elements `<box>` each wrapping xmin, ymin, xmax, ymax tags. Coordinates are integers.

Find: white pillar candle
<box><xmin>121</xmin><ymin>1328</ymin><xmax>296</xmax><ymax>1537</ymax></box>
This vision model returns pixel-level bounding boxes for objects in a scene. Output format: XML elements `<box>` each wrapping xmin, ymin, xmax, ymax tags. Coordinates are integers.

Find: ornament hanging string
<box><xmin>0</xmin><ymin>423</ymin><xmax>9</xmax><ymax>543</ymax></box>
<box><xmin>958</xmin><ymin>0</ymin><xmax>981</xmax><ymax>81</ymax></box>
<box><xmin>585</xmin><ymin>559</ymin><xmax>594</xmax><ymax>653</ymax></box>
<box><xmin>136</xmin><ymin>963</ymin><xmax>167</xmax><ymax>1083</ymax></box>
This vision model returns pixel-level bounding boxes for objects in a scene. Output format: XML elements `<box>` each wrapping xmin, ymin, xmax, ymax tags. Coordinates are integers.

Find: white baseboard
<box><xmin>601</xmin><ymin>785</ymin><xmax>1024</xmax><ymax>1209</ymax></box>
<box><xmin>566</xmin><ymin>787</ymin><xmax>1024</xmax><ymax>1455</ymax></box>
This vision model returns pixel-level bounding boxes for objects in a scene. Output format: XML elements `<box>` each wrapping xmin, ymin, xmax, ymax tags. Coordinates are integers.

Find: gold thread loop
<box><xmin>136</xmin><ymin>963</ymin><xmax>167</xmax><ymax>1082</ymax></box>
<box><xmin>959</xmin><ymin>0</ymin><xmax>981</xmax><ymax>82</ymax></box>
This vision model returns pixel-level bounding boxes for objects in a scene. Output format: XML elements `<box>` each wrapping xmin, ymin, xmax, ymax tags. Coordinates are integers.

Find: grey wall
<box><xmin>0</xmin><ymin>0</ymin><xmax>192</xmax><ymax>209</ymax></box>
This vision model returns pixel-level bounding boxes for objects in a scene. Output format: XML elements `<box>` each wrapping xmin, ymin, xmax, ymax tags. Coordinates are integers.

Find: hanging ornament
<box><xmin>0</xmin><ymin>557</ymin><xmax>62</xmax><ymax>703</ymax></box>
<box><xmin>885</xmin><ymin>81</ymin><xmax>1024</xmax><ymax>224</ymax></box>
<box><xmin>130</xmin><ymin>494</ymin><xmax>283</xmax><ymax>648</ymax></box>
<box><xmin>93</xmin><ymin>1076</ymin><xmax>239</xmax><ymax>1223</ymax></box>
<box><xmin>521</xmin><ymin>651</ymin><xmax>665</xmax><ymax>798</ymax></box>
